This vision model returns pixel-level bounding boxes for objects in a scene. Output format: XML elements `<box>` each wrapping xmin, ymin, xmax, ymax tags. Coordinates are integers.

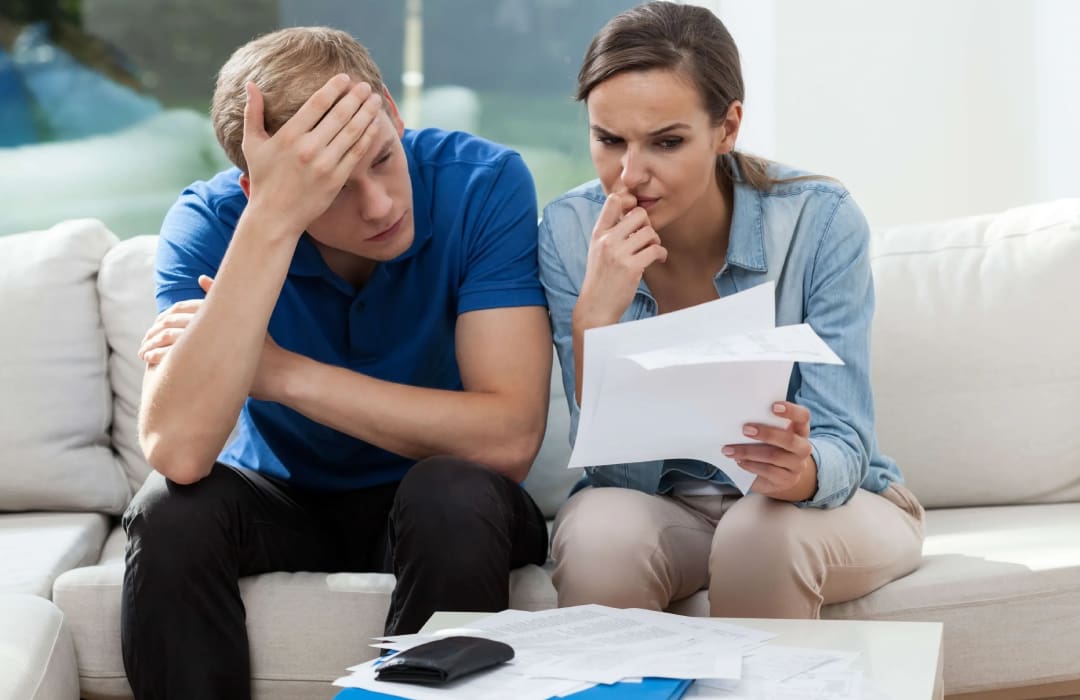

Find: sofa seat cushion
<box><xmin>668</xmin><ymin>502</ymin><xmax>1080</xmax><ymax>694</ymax></box>
<box><xmin>0</xmin><ymin>594</ymin><xmax>79</xmax><ymax>700</ymax></box>
<box><xmin>0</xmin><ymin>513</ymin><xmax>109</xmax><ymax>598</ymax></box>
<box><xmin>53</xmin><ymin>525</ymin><xmax>557</xmax><ymax>700</ymax></box>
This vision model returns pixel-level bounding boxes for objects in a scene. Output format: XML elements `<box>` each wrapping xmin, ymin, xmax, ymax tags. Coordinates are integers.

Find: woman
<box><xmin>539</xmin><ymin>1</ymin><xmax>924</xmax><ymax>618</ymax></box>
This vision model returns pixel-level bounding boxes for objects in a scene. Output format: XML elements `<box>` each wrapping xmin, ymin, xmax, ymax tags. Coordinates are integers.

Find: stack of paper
<box><xmin>332</xmin><ymin>605</ymin><xmax>887</xmax><ymax>700</ymax></box>
<box><xmin>570</xmin><ymin>282</ymin><xmax>843</xmax><ymax>492</ymax></box>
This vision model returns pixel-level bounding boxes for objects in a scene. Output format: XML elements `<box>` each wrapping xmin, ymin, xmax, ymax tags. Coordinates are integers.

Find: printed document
<box><xmin>569</xmin><ymin>282</ymin><xmax>842</xmax><ymax>492</ymax></box>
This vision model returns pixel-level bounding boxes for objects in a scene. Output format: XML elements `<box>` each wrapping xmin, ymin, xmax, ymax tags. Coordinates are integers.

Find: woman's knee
<box><xmin>708</xmin><ymin>496</ymin><xmax>820</xmax><ymax>616</ymax></box>
<box><xmin>551</xmin><ymin>488</ymin><xmax>681</xmax><ymax>609</ymax></box>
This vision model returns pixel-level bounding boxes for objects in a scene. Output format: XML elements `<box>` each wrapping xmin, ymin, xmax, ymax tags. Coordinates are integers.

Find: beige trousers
<box><xmin>551</xmin><ymin>484</ymin><xmax>925</xmax><ymax>618</ymax></box>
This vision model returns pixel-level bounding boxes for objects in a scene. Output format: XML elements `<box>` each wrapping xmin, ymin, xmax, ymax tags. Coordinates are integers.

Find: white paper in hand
<box><xmin>569</xmin><ymin>283</ymin><xmax>843</xmax><ymax>493</ymax></box>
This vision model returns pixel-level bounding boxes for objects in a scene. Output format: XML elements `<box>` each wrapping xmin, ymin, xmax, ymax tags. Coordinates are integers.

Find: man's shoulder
<box><xmin>164</xmin><ymin>167</ymin><xmax>247</xmax><ymax>242</ymax></box>
<box><xmin>404</xmin><ymin>128</ymin><xmax>520</xmax><ymax>175</ymax></box>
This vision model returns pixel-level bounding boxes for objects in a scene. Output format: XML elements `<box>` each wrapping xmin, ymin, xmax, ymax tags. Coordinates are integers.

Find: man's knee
<box><xmin>394</xmin><ymin>456</ymin><xmax>510</xmax><ymax>524</ymax></box>
<box><xmin>390</xmin><ymin>457</ymin><xmax>518</xmax><ymax>562</ymax></box>
<box><xmin>124</xmin><ymin>465</ymin><xmax>245</xmax><ymax>570</ymax></box>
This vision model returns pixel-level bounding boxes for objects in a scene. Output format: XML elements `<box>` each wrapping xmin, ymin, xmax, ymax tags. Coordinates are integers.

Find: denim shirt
<box><xmin>537</xmin><ymin>156</ymin><xmax>903</xmax><ymax>509</ymax></box>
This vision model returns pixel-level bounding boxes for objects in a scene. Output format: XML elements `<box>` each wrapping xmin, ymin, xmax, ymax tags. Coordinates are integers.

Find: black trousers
<box><xmin>120</xmin><ymin>456</ymin><xmax>548</xmax><ymax>700</ymax></box>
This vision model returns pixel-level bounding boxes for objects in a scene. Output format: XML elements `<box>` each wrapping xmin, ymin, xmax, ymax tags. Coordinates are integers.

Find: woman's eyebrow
<box><xmin>647</xmin><ymin>123</ymin><xmax>690</xmax><ymax>136</ymax></box>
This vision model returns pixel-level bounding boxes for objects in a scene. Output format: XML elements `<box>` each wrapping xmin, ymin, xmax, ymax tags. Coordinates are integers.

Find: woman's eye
<box><xmin>657</xmin><ymin>138</ymin><xmax>683</xmax><ymax>150</ymax></box>
<box><xmin>373</xmin><ymin>151</ymin><xmax>392</xmax><ymax>167</ymax></box>
<box><xmin>596</xmin><ymin>136</ymin><xmax>623</xmax><ymax>146</ymax></box>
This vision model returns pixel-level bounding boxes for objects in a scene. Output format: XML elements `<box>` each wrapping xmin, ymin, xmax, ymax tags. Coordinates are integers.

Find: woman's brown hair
<box><xmin>577</xmin><ymin>1</ymin><xmax>798</xmax><ymax>191</ymax></box>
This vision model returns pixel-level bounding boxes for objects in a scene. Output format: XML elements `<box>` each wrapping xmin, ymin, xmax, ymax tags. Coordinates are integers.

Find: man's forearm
<box><xmin>279</xmin><ymin>357</ymin><xmax>547</xmax><ymax>482</ymax></box>
<box><xmin>140</xmin><ymin>211</ymin><xmax>299</xmax><ymax>482</ymax></box>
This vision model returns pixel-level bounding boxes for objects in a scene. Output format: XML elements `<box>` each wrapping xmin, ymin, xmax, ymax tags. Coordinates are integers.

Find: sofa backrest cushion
<box><xmin>0</xmin><ymin>220</ymin><xmax>131</xmax><ymax>513</ymax></box>
<box><xmin>522</xmin><ymin>349</ymin><xmax>579</xmax><ymax>518</ymax></box>
<box><xmin>98</xmin><ymin>235</ymin><xmax>159</xmax><ymax>495</ymax></box>
<box><xmin>870</xmin><ymin>199</ymin><xmax>1080</xmax><ymax>508</ymax></box>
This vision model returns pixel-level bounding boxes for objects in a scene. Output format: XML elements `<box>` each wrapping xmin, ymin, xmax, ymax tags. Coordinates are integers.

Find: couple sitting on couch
<box><xmin>127</xmin><ymin>3</ymin><xmax>925</xmax><ymax>698</ymax></box>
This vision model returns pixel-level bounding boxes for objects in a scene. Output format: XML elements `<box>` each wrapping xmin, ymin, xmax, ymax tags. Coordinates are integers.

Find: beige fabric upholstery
<box><xmin>870</xmin><ymin>199</ymin><xmax>1080</xmax><ymax>508</ymax></box>
<box><xmin>0</xmin><ymin>513</ymin><xmax>108</xmax><ymax>598</ymax></box>
<box><xmin>0</xmin><ymin>220</ymin><xmax>132</xmax><ymax>513</ymax></box>
<box><xmin>0</xmin><ymin>594</ymin><xmax>79</xmax><ymax>700</ymax></box>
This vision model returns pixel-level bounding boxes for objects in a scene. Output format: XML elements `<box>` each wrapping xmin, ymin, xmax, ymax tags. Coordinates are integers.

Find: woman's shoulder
<box><xmin>751</xmin><ymin>160</ymin><xmax>867</xmax><ymax>235</ymax></box>
<box><xmin>761</xmin><ymin>161</ymin><xmax>850</xmax><ymax>201</ymax></box>
<box><xmin>544</xmin><ymin>179</ymin><xmax>607</xmax><ymax>211</ymax></box>
<box><xmin>539</xmin><ymin>179</ymin><xmax>607</xmax><ymax>242</ymax></box>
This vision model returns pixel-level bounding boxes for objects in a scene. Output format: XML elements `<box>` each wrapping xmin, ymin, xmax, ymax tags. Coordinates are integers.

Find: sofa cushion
<box><xmin>522</xmin><ymin>350</ymin><xmax>579</xmax><ymax>518</ymax></box>
<box><xmin>0</xmin><ymin>513</ymin><xmax>109</xmax><ymax>598</ymax></box>
<box><xmin>669</xmin><ymin>502</ymin><xmax>1080</xmax><ymax>694</ymax></box>
<box><xmin>98</xmin><ymin>236</ymin><xmax>159</xmax><ymax>495</ymax></box>
<box><xmin>0</xmin><ymin>220</ymin><xmax>131</xmax><ymax>513</ymax></box>
<box><xmin>0</xmin><ymin>594</ymin><xmax>80</xmax><ymax>700</ymax></box>
<box><xmin>52</xmin><ymin>527</ymin><xmax>556</xmax><ymax>700</ymax></box>
<box><xmin>869</xmin><ymin>199</ymin><xmax>1080</xmax><ymax>508</ymax></box>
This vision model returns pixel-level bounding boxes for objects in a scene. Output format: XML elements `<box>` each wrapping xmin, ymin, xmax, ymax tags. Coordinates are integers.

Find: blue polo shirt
<box><xmin>155</xmin><ymin>128</ymin><xmax>543</xmax><ymax>491</ymax></box>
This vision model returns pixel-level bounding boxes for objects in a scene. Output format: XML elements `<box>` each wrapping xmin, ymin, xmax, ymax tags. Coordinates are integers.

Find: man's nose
<box><xmin>357</xmin><ymin>181</ymin><xmax>394</xmax><ymax>223</ymax></box>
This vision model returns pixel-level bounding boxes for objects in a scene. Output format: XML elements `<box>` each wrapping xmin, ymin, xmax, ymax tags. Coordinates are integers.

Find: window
<box><xmin>1</xmin><ymin>0</ymin><xmax>639</xmax><ymax>238</ymax></box>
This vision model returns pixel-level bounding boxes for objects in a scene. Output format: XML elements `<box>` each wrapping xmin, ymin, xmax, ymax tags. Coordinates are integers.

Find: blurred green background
<box><xmin>1</xmin><ymin>0</ymin><xmax>635</xmax><ymax>237</ymax></box>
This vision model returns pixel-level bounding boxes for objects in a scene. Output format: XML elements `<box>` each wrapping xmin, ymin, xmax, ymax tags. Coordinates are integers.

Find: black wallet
<box><xmin>375</xmin><ymin>635</ymin><xmax>514</xmax><ymax>685</ymax></box>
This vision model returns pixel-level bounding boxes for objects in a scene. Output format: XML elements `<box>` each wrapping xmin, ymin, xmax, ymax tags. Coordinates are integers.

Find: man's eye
<box><xmin>373</xmin><ymin>151</ymin><xmax>392</xmax><ymax>167</ymax></box>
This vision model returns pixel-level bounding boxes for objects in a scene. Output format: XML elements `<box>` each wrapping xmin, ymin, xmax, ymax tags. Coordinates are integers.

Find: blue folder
<box><xmin>335</xmin><ymin>676</ymin><xmax>692</xmax><ymax>699</ymax></box>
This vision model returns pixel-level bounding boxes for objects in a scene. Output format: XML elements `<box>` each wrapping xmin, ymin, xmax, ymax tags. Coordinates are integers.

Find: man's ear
<box><xmin>715</xmin><ymin>100</ymin><xmax>743</xmax><ymax>155</ymax></box>
<box><xmin>381</xmin><ymin>87</ymin><xmax>406</xmax><ymax>137</ymax></box>
<box><xmin>238</xmin><ymin>172</ymin><xmax>251</xmax><ymax>198</ymax></box>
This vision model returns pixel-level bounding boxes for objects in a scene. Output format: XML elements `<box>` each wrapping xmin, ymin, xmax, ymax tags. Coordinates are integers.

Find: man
<box><xmin>124</xmin><ymin>26</ymin><xmax>551</xmax><ymax>699</ymax></box>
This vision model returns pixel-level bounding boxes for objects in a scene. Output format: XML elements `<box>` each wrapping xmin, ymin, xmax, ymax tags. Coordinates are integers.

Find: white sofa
<box><xmin>1</xmin><ymin>200</ymin><xmax>1079</xmax><ymax>699</ymax></box>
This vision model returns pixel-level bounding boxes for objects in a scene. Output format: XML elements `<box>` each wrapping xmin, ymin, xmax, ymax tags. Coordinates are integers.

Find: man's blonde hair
<box><xmin>211</xmin><ymin>26</ymin><xmax>386</xmax><ymax>172</ymax></box>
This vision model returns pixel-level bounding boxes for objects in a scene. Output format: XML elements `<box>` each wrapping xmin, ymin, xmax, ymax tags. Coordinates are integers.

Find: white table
<box><xmin>421</xmin><ymin>612</ymin><xmax>944</xmax><ymax>700</ymax></box>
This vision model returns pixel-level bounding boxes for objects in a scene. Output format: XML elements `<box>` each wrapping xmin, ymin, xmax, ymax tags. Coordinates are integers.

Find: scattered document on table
<box><xmin>336</xmin><ymin>605</ymin><xmax>884</xmax><ymax>700</ymax></box>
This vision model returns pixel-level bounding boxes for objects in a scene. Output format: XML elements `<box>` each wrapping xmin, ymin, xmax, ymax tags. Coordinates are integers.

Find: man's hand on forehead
<box><xmin>240</xmin><ymin>73</ymin><xmax>384</xmax><ymax>233</ymax></box>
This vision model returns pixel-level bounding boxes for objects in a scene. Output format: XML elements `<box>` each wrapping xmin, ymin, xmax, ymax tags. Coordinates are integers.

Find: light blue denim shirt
<box><xmin>538</xmin><ymin>156</ymin><xmax>903</xmax><ymax>509</ymax></box>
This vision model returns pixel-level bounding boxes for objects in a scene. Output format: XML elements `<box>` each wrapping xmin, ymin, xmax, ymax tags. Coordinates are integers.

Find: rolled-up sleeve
<box><xmin>795</xmin><ymin>193</ymin><xmax>877</xmax><ymax>509</ymax></box>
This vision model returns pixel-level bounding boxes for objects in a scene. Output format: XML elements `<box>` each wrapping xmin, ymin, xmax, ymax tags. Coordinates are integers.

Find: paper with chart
<box><xmin>568</xmin><ymin>282</ymin><xmax>843</xmax><ymax>493</ymax></box>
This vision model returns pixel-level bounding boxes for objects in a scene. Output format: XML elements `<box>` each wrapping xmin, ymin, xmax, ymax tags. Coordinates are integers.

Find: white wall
<box><xmin>715</xmin><ymin>0</ymin><xmax>1080</xmax><ymax>229</ymax></box>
